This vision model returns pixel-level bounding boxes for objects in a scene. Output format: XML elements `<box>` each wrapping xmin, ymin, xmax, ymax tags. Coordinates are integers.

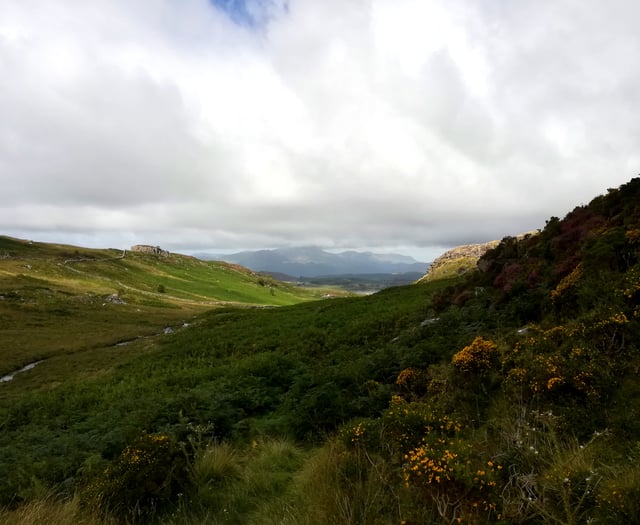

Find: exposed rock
<box><xmin>130</xmin><ymin>245</ymin><xmax>169</xmax><ymax>257</ymax></box>
<box><xmin>418</xmin><ymin>241</ymin><xmax>500</xmax><ymax>283</ymax></box>
<box><xmin>105</xmin><ymin>293</ymin><xmax>126</xmax><ymax>305</ymax></box>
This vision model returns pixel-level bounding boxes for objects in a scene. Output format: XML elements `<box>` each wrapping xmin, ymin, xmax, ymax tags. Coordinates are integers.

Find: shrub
<box><xmin>452</xmin><ymin>336</ymin><xmax>498</xmax><ymax>374</ymax></box>
<box><xmin>82</xmin><ymin>433</ymin><xmax>189</xmax><ymax>522</ymax></box>
<box><xmin>380</xmin><ymin>396</ymin><xmax>452</xmax><ymax>453</ymax></box>
<box><xmin>395</xmin><ymin>367</ymin><xmax>429</xmax><ymax>399</ymax></box>
<box><xmin>402</xmin><ymin>422</ymin><xmax>503</xmax><ymax>524</ymax></box>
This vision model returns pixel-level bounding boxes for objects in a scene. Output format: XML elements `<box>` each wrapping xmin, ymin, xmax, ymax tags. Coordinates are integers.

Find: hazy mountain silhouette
<box><xmin>198</xmin><ymin>246</ymin><xmax>429</xmax><ymax>277</ymax></box>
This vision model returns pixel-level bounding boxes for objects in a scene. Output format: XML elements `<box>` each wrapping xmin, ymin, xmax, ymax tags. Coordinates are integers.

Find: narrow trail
<box><xmin>63</xmin><ymin>249</ymin><xmax>127</xmax><ymax>265</ymax></box>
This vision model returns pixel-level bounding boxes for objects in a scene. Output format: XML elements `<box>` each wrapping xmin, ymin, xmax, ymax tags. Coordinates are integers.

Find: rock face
<box><xmin>417</xmin><ymin>241</ymin><xmax>500</xmax><ymax>283</ymax></box>
<box><xmin>130</xmin><ymin>245</ymin><xmax>169</xmax><ymax>257</ymax></box>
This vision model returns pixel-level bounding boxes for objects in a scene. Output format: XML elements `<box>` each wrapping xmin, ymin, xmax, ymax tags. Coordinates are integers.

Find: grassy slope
<box><xmin>418</xmin><ymin>254</ymin><xmax>479</xmax><ymax>281</ymax></box>
<box><xmin>0</xmin><ymin>275</ymin><xmax>457</xmax><ymax>507</ymax></box>
<box><xmin>0</xmin><ymin>236</ymin><xmax>337</xmax><ymax>381</ymax></box>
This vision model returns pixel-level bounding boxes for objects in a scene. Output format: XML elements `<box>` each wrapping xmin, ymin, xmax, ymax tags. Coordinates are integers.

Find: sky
<box><xmin>1</xmin><ymin>0</ymin><xmax>639</xmax><ymax>262</ymax></box>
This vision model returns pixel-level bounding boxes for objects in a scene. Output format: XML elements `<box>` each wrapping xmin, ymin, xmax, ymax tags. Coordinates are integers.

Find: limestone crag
<box><xmin>130</xmin><ymin>245</ymin><xmax>169</xmax><ymax>257</ymax></box>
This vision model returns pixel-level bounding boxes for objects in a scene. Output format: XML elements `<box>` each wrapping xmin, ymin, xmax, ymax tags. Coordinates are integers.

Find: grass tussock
<box><xmin>259</xmin><ymin>439</ymin><xmax>402</xmax><ymax>525</ymax></box>
<box><xmin>164</xmin><ymin>438</ymin><xmax>307</xmax><ymax>525</ymax></box>
<box><xmin>0</xmin><ymin>495</ymin><xmax>115</xmax><ymax>525</ymax></box>
<box><xmin>191</xmin><ymin>441</ymin><xmax>243</xmax><ymax>489</ymax></box>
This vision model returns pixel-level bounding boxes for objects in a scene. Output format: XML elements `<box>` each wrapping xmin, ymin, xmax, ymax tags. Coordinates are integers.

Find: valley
<box><xmin>1</xmin><ymin>179</ymin><xmax>640</xmax><ymax>524</ymax></box>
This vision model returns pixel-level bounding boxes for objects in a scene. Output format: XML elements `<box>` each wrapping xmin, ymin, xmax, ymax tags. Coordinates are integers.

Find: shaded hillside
<box><xmin>469</xmin><ymin>177</ymin><xmax>640</xmax><ymax>323</ymax></box>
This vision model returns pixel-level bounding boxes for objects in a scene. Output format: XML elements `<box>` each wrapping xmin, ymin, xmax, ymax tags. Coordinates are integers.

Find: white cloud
<box><xmin>1</xmin><ymin>0</ymin><xmax>639</xmax><ymax>258</ymax></box>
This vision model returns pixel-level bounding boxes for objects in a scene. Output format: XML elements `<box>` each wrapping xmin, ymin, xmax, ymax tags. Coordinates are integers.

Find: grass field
<box><xmin>0</xmin><ymin>235</ymin><xmax>342</xmax><ymax>397</ymax></box>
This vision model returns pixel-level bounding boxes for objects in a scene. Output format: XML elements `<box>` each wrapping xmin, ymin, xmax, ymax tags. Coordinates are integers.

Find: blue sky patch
<box><xmin>208</xmin><ymin>0</ymin><xmax>284</xmax><ymax>28</ymax></box>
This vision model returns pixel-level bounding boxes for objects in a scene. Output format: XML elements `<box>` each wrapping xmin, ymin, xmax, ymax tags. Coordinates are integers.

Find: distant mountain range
<box><xmin>196</xmin><ymin>246</ymin><xmax>429</xmax><ymax>278</ymax></box>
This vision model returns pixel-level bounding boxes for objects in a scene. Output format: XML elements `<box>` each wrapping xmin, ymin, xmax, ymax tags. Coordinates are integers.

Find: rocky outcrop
<box><xmin>417</xmin><ymin>240</ymin><xmax>500</xmax><ymax>283</ymax></box>
<box><xmin>130</xmin><ymin>245</ymin><xmax>169</xmax><ymax>257</ymax></box>
<box><xmin>105</xmin><ymin>293</ymin><xmax>126</xmax><ymax>305</ymax></box>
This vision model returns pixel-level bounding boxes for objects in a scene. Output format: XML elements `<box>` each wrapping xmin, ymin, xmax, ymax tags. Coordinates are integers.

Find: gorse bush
<box><xmin>451</xmin><ymin>336</ymin><xmax>498</xmax><ymax>374</ymax></box>
<box><xmin>402</xmin><ymin>427</ymin><xmax>503</xmax><ymax>523</ymax></box>
<box><xmin>82</xmin><ymin>433</ymin><xmax>188</xmax><ymax>522</ymax></box>
<box><xmin>339</xmin><ymin>388</ymin><xmax>503</xmax><ymax>523</ymax></box>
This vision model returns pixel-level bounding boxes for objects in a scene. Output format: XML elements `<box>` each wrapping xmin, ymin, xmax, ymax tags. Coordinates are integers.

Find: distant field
<box><xmin>294</xmin><ymin>272</ymin><xmax>425</xmax><ymax>293</ymax></box>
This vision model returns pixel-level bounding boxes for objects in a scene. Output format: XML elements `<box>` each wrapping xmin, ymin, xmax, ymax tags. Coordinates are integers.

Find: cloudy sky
<box><xmin>1</xmin><ymin>0</ymin><xmax>639</xmax><ymax>261</ymax></box>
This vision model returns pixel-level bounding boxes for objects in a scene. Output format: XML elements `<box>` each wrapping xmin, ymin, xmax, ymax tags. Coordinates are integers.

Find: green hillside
<box><xmin>0</xmin><ymin>237</ymin><xmax>337</xmax><ymax>380</ymax></box>
<box><xmin>1</xmin><ymin>178</ymin><xmax>640</xmax><ymax>524</ymax></box>
<box><xmin>0</xmin><ymin>236</ymin><xmax>331</xmax><ymax>306</ymax></box>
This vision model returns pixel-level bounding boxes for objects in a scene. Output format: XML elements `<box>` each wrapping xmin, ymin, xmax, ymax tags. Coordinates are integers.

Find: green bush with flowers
<box><xmin>452</xmin><ymin>336</ymin><xmax>498</xmax><ymax>374</ymax></box>
<box><xmin>82</xmin><ymin>433</ymin><xmax>189</xmax><ymax>522</ymax></box>
<box><xmin>402</xmin><ymin>423</ymin><xmax>503</xmax><ymax>524</ymax></box>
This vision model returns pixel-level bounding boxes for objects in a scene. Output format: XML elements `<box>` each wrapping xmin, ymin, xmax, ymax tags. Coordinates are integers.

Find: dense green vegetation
<box><xmin>1</xmin><ymin>178</ymin><xmax>640</xmax><ymax>524</ymax></box>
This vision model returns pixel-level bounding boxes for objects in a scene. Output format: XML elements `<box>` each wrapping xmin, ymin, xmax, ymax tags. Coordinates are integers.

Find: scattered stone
<box><xmin>163</xmin><ymin>327</ymin><xmax>174</xmax><ymax>334</ymax></box>
<box><xmin>105</xmin><ymin>293</ymin><xmax>126</xmax><ymax>305</ymax></box>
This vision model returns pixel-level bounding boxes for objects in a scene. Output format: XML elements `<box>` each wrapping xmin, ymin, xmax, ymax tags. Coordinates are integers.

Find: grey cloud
<box><xmin>1</xmin><ymin>0</ymin><xmax>639</xmax><ymax>257</ymax></box>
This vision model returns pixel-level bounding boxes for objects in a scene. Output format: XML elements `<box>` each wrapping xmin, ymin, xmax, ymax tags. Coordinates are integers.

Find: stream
<box><xmin>0</xmin><ymin>322</ymin><xmax>192</xmax><ymax>384</ymax></box>
<box><xmin>0</xmin><ymin>361</ymin><xmax>44</xmax><ymax>383</ymax></box>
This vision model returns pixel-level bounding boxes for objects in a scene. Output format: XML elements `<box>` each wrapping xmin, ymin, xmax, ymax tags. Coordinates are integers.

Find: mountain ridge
<box><xmin>197</xmin><ymin>246</ymin><xmax>429</xmax><ymax>277</ymax></box>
